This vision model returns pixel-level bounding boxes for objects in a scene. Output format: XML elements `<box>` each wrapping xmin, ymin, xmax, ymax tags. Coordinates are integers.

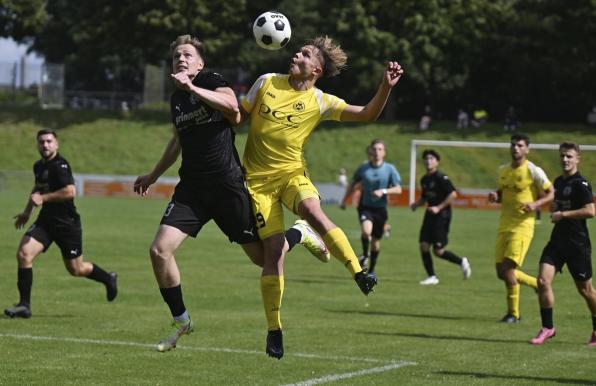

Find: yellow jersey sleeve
<box><xmin>242</xmin><ymin>74</ymin><xmax>346</xmax><ymax>178</ymax></box>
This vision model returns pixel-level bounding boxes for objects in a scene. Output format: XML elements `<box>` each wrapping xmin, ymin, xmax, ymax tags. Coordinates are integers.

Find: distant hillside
<box><xmin>2</xmin><ymin>106</ymin><xmax>596</xmax><ymax>187</ymax></box>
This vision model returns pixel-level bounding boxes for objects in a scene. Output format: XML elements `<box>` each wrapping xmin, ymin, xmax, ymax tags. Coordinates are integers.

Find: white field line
<box><xmin>0</xmin><ymin>333</ymin><xmax>394</xmax><ymax>364</ymax></box>
<box><xmin>282</xmin><ymin>361</ymin><xmax>417</xmax><ymax>386</ymax></box>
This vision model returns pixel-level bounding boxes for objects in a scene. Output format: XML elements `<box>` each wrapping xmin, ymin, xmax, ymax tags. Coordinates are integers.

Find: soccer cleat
<box><xmin>419</xmin><ymin>275</ymin><xmax>439</xmax><ymax>286</ymax></box>
<box><xmin>106</xmin><ymin>272</ymin><xmax>118</xmax><ymax>301</ymax></box>
<box><xmin>359</xmin><ymin>255</ymin><xmax>369</xmax><ymax>271</ymax></box>
<box><xmin>292</xmin><ymin>220</ymin><xmax>330</xmax><ymax>263</ymax></box>
<box><xmin>355</xmin><ymin>271</ymin><xmax>377</xmax><ymax>295</ymax></box>
<box><xmin>530</xmin><ymin>327</ymin><xmax>556</xmax><ymax>345</ymax></box>
<box><xmin>156</xmin><ymin>318</ymin><xmax>194</xmax><ymax>352</ymax></box>
<box><xmin>461</xmin><ymin>257</ymin><xmax>472</xmax><ymax>280</ymax></box>
<box><xmin>266</xmin><ymin>329</ymin><xmax>284</xmax><ymax>359</ymax></box>
<box><xmin>383</xmin><ymin>223</ymin><xmax>392</xmax><ymax>239</ymax></box>
<box><xmin>4</xmin><ymin>303</ymin><xmax>31</xmax><ymax>319</ymax></box>
<box><xmin>588</xmin><ymin>331</ymin><xmax>596</xmax><ymax>347</ymax></box>
<box><xmin>499</xmin><ymin>314</ymin><xmax>521</xmax><ymax>323</ymax></box>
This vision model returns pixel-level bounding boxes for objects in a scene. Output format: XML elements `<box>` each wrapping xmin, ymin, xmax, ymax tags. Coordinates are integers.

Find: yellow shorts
<box><xmin>495</xmin><ymin>231</ymin><xmax>534</xmax><ymax>267</ymax></box>
<box><xmin>246</xmin><ymin>169</ymin><xmax>319</xmax><ymax>239</ymax></box>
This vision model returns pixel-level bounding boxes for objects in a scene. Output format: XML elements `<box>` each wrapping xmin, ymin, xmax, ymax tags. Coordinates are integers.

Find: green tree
<box><xmin>0</xmin><ymin>0</ymin><xmax>47</xmax><ymax>41</ymax></box>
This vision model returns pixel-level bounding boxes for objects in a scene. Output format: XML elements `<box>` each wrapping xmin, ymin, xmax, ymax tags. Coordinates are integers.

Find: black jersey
<box><xmin>420</xmin><ymin>170</ymin><xmax>456</xmax><ymax>213</ymax></box>
<box><xmin>170</xmin><ymin>70</ymin><xmax>242</xmax><ymax>184</ymax></box>
<box><xmin>33</xmin><ymin>153</ymin><xmax>78</xmax><ymax>219</ymax></box>
<box><xmin>551</xmin><ymin>172</ymin><xmax>593</xmax><ymax>244</ymax></box>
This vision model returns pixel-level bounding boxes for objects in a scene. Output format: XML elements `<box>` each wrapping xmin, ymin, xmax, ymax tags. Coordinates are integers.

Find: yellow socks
<box><xmin>261</xmin><ymin>275</ymin><xmax>284</xmax><ymax>330</ymax></box>
<box><xmin>322</xmin><ymin>227</ymin><xmax>361</xmax><ymax>277</ymax></box>
<box><xmin>515</xmin><ymin>269</ymin><xmax>538</xmax><ymax>289</ymax></box>
<box><xmin>507</xmin><ymin>284</ymin><xmax>520</xmax><ymax>318</ymax></box>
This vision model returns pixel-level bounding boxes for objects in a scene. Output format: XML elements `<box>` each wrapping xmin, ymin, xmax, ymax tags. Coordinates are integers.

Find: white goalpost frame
<box><xmin>409</xmin><ymin>139</ymin><xmax>596</xmax><ymax>205</ymax></box>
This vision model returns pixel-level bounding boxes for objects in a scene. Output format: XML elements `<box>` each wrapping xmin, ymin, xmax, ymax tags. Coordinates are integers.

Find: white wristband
<box><xmin>382</xmin><ymin>189</ymin><xmax>388</xmax><ymax>195</ymax></box>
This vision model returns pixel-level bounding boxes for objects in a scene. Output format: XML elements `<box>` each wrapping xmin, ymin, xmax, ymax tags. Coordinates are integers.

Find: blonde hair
<box><xmin>170</xmin><ymin>34</ymin><xmax>204</xmax><ymax>56</ymax></box>
<box><xmin>306</xmin><ymin>36</ymin><xmax>347</xmax><ymax>78</ymax></box>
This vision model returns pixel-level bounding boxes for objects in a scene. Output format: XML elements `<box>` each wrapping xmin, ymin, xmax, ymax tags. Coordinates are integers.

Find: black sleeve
<box><xmin>575</xmin><ymin>180</ymin><xmax>594</xmax><ymax>207</ymax></box>
<box><xmin>440</xmin><ymin>174</ymin><xmax>456</xmax><ymax>194</ymax></box>
<box><xmin>202</xmin><ymin>71</ymin><xmax>229</xmax><ymax>90</ymax></box>
<box><xmin>52</xmin><ymin>160</ymin><xmax>75</xmax><ymax>189</ymax></box>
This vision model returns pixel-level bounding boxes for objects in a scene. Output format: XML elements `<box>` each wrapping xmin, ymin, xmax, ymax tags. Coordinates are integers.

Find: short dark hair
<box><xmin>37</xmin><ymin>128</ymin><xmax>57</xmax><ymax>139</ymax></box>
<box><xmin>369</xmin><ymin>138</ymin><xmax>385</xmax><ymax>147</ymax></box>
<box><xmin>422</xmin><ymin>149</ymin><xmax>440</xmax><ymax>161</ymax></box>
<box><xmin>510</xmin><ymin>133</ymin><xmax>530</xmax><ymax>146</ymax></box>
<box><xmin>560</xmin><ymin>141</ymin><xmax>580</xmax><ymax>153</ymax></box>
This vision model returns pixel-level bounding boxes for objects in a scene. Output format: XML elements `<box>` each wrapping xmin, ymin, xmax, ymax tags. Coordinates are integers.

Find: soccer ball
<box><xmin>252</xmin><ymin>11</ymin><xmax>291</xmax><ymax>50</ymax></box>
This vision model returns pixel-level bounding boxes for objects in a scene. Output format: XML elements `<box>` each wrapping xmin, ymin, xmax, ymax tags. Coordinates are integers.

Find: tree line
<box><xmin>2</xmin><ymin>0</ymin><xmax>595</xmax><ymax>121</ymax></box>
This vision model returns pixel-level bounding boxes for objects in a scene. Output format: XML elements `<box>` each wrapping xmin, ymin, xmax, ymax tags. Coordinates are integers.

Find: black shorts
<box><xmin>540</xmin><ymin>240</ymin><xmax>592</xmax><ymax>281</ymax></box>
<box><xmin>357</xmin><ymin>206</ymin><xmax>388</xmax><ymax>240</ymax></box>
<box><xmin>26</xmin><ymin>215</ymin><xmax>83</xmax><ymax>260</ymax></box>
<box><xmin>419</xmin><ymin>211</ymin><xmax>451</xmax><ymax>249</ymax></box>
<box><xmin>160</xmin><ymin>177</ymin><xmax>259</xmax><ymax>244</ymax></box>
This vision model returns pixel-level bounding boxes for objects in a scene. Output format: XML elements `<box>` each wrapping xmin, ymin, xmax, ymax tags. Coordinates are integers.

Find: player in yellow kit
<box><xmin>240</xmin><ymin>36</ymin><xmax>403</xmax><ymax>359</ymax></box>
<box><xmin>488</xmin><ymin>133</ymin><xmax>554</xmax><ymax>323</ymax></box>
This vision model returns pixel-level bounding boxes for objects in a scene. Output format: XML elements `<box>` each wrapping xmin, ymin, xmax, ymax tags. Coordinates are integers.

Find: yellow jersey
<box><xmin>497</xmin><ymin>159</ymin><xmax>552</xmax><ymax>233</ymax></box>
<box><xmin>240</xmin><ymin>73</ymin><xmax>347</xmax><ymax>178</ymax></box>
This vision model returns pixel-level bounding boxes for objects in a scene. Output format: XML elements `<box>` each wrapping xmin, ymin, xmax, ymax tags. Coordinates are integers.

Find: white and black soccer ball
<box><xmin>252</xmin><ymin>11</ymin><xmax>291</xmax><ymax>50</ymax></box>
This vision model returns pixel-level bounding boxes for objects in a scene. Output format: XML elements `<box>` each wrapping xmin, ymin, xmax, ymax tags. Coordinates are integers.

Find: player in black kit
<box><xmin>133</xmin><ymin>35</ymin><xmax>329</xmax><ymax>354</ymax></box>
<box><xmin>410</xmin><ymin>149</ymin><xmax>471</xmax><ymax>285</ymax></box>
<box><xmin>530</xmin><ymin>142</ymin><xmax>596</xmax><ymax>346</ymax></box>
<box><xmin>4</xmin><ymin>129</ymin><xmax>117</xmax><ymax>319</ymax></box>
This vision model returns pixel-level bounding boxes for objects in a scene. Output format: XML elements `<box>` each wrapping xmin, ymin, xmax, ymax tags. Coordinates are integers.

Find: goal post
<box><xmin>408</xmin><ymin>139</ymin><xmax>596</xmax><ymax>205</ymax></box>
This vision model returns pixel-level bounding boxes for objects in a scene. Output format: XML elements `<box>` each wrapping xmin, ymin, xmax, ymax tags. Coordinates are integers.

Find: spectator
<box><xmin>456</xmin><ymin>108</ymin><xmax>469</xmax><ymax>129</ymax></box>
<box><xmin>471</xmin><ymin>108</ymin><xmax>488</xmax><ymax>128</ymax></box>
<box><xmin>587</xmin><ymin>106</ymin><xmax>596</xmax><ymax>127</ymax></box>
<box><xmin>419</xmin><ymin>105</ymin><xmax>432</xmax><ymax>131</ymax></box>
<box><xmin>338</xmin><ymin>168</ymin><xmax>348</xmax><ymax>187</ymax></box>
<box><xmin>504</xmin><ymin>106</ymin><xmax>520</xmax><ymax>132</ymax></box>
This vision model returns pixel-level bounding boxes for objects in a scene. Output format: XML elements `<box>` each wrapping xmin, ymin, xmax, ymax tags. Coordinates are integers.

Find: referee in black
<box><xmin>5</xmin><ymin>129</ymin><xmax>117</xmax><ymax>319</ymax></box>
<box><xmin>410</xmin><ymin>149</ymin><xmax>471</xmax><ymax>285</ymax></box>
<box><xmin>530</xmin><ymin>141</ymin><xmax>596</xmax><ymax>346</ymax></box>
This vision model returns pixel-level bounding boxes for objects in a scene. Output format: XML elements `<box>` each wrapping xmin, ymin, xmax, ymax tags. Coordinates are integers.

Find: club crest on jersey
<box><xmin>189</xmin><ymin>94</ymin><xmax>197</xmax><ymax>105</ymax></box>
<box><xmin>563</xmin><ymin>186</ymin><xmax>572</xmax><ymax>196</ymax></box>
<box><xmin>293</xmin><ymin>101</ymin><xmax>305</xmax><ymax>111</ymax></box>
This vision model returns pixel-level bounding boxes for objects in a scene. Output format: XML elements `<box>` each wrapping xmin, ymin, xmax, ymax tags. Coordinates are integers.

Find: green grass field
<box><xmin>1</xmin><ymin>188</ymin><xmax>596</xmax><ymax>385</ymax></box>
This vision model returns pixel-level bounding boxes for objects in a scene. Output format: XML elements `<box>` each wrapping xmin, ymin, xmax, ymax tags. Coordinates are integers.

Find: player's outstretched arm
<box><xmin>134</xmin><ymin>132</ymin><xmax>180</xmax><ymax>196</ymax></box>
<box><xmin>340</xmin><ymin>61</ymin><xmax>404</xmax><ymax>122</ymax></box>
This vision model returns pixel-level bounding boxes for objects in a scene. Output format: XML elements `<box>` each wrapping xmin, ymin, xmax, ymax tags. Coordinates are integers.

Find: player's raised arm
<box><xmin>340</xmin><ymin>61</ymin><xmax>404</xmax><ymax>122</ymax></box>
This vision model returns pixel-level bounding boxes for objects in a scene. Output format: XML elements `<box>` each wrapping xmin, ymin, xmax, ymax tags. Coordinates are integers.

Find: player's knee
<box><xmin>576</xmin><ymin>284</ymin><xmax>594</xmax><ymax>299</ymax></box>
<box><xmin>16</xmin><ymin>249</ymin><xmax>34</xmax><ymax>265</ymax></box>
<box><xmin>149</xmin><ymin>244</ymin><xmax>169</xmax><ymax>262</ymax></box>
<box><xmin>537</xmin><ymin>276</ymin><xmax>551</xmax><ymax>289</ymax></box>
<box><xmin>432</xmin><ymin>248</ymin><xmax>444</xmax><ymax>257</ymax></box>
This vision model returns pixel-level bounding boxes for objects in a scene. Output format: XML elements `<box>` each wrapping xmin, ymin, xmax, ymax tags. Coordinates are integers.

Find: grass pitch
<box><xmin>1</xmin><ymin>191</ymin><xmax>596</xmax><ymax>385</ymax></box>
